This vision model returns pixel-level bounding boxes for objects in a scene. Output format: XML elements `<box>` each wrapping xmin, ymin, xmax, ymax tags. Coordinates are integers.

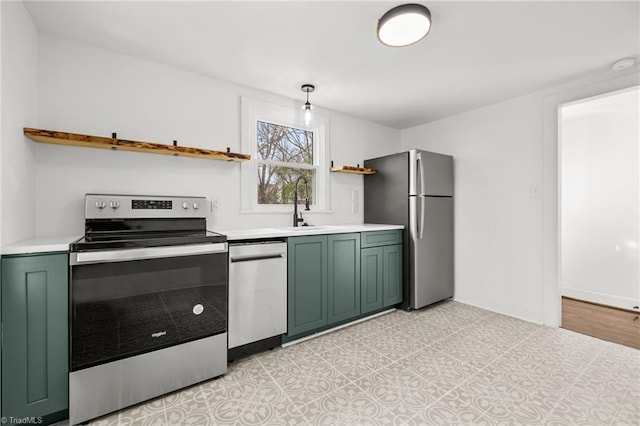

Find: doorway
<box><xmin>558</xmin><ymin>86</ymin><xmax>640</xmax><ymax>348</ymax></box>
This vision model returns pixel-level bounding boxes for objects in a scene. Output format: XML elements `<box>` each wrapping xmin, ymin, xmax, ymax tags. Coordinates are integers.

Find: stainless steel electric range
<box><xmin>68</xmin><ymin>194</ymin><xmax>228</xmax><ymax>425</ymax></box>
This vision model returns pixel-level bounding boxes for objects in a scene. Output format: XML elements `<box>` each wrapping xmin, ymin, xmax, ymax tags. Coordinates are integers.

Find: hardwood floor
<box><xmin>562</xmin><ymin>296</ymin><xmax>640</xmax><ymax>350</ymax></box>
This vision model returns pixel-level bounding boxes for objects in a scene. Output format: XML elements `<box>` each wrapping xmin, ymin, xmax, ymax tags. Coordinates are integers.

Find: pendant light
<box><xmin>301</xmin><ymin>84</ymin><xmax>315</xmax><ymax>125</ymax></box>
<box><xmin>377</xmin><ymin>3</ymin><xmax>432</xmax><ymax>47</ymax></box>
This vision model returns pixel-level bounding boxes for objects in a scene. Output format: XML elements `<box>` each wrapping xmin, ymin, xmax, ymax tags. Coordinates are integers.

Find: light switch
<box><xmin>529</xmin><ymin>185</ymin><xmax>541</xmax><ymax>198</ymax></box>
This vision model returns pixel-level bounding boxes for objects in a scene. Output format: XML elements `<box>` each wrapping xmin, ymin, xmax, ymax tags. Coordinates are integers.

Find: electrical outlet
<box><xmin>352</xmin><ymin>189</ymin><xmax>359</xmax><ymax>202</ymax></box>
<box><xmin>211</xmin><ymin>199</ymin><xmax>220</xmax><ymax>212</ymax></box>
<box><xmin>352</xmin><ymin>201</ymin><xmax>358</xmax><ymax>213</ymax></box>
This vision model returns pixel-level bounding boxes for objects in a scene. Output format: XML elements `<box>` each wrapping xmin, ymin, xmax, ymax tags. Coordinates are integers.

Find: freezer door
<box><xmin>409</xmin><ymin>150</ymin><xmax>454</xmax><ymax>196</ymax></box>
<box><xmin>409</xmin><ymin>196</ymin><xmax>454</xmax><ymax>309</ymax></box>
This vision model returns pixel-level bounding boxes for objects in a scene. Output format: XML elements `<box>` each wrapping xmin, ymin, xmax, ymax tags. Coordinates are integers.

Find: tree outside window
<box><xmin>256</xmin><ymin>121</ymin><xmax>315</xmax><ymax>206</ymax></box>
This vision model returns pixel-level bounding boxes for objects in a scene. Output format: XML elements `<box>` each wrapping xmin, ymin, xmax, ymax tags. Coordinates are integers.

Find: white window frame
<box><xmin>240</xmin><ymin>97</ymin><xmax>331</xmax><ymax>213</ymax></box>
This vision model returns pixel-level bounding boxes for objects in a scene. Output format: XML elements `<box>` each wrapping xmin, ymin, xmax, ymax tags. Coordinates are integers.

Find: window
<box><xmin>256</xmin><ymin>121</ymin><xmax>314</xmax><ymax>205</ymax></box>
<box><xmin>241</xmin><ymin>98</ymin><xmax>330</xmax><ymax>212</ymax></box>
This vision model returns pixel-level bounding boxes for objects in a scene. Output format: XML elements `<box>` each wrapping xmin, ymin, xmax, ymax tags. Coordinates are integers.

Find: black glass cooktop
<box><xmin>71</xmin><ymin>218</ymin><xmax>226</xmax><ymax>252</ymax></box>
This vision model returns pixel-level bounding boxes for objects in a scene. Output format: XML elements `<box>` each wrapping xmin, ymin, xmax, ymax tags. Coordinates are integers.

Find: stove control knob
<box><xmin>182</xmin><ymin>202</ymin><xmax>190</xmax><ymax>210</ymax></box>
<box><xmin>109</xmin><ymin>200</ymin><xmax>120</xmax><ymax>209</ymax></box>
<box><xmin>95</xmin><ymin>200</ymin><xmax>106</xmax><ymax>209</ymax></box>
<box><xmin>192</xmin><ymin>202</ymin><xmax>200</xmax><ymax>210</ymax></box>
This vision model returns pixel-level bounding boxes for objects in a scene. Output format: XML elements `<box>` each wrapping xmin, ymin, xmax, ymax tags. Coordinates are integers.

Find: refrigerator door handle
<box><xmin>416</xmin><ymin>151</ymin><xmax>427</xmax><ymax>195</ymax></box>
<box><xmin>419</xmin><ymin>196</ymin><xmax>426</xmax><ymax>239</ymax></box>
<box><xmin>411</xmin><ymin>196</ymin><xmax>425</xmax><ymax>241</ymax></box>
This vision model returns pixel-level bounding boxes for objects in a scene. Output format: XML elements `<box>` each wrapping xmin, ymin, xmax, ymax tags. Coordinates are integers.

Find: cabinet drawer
<box><xmin>361</xmin><ymin>230</ymin><xmax>402</xmax><ymax>248</ymax></box>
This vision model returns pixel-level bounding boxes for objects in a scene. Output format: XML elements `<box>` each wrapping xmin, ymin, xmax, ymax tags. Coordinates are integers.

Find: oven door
<box><xmin>69</xmin><ymin>242</ymin><xmax>227</xmax><ymax>372</ymax></box>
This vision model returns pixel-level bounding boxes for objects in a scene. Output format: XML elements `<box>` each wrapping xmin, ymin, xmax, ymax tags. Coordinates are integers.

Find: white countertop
<box><xmin>2</xmin><ymin>235</ymin><xmax>79</xmax><ymax>256</ymax></box>
<box><xmin>220</xmin><ymin>223</ymin><xmax>403</xmax><ymax>241</ymax></box>
<box><xmin>1</xmin><ymin>224</ymin><xmax>404</xmax><ymax>255</ymax></box>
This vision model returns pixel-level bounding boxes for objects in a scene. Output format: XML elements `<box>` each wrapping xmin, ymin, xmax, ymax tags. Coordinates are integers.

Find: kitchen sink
<box><xmin>292</xmin><ymin>226</ymin><xmax>328</xmax><ymax>231</ymax></box>
<box><xmin>278</xmin><ymin>225</ymin><xmax>336</xmax><ymax>231</ymax></box>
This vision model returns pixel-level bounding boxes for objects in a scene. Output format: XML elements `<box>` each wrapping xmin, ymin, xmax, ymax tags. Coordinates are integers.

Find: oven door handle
<box><xmin>230</xmin><ymin>253</ymin><xmax>285</xmax><ymax>263</ymax></box>
<box><xmin>70</xmin><ymin>242</ymin><xmax>228</xmax><ymax>265</ymax></box>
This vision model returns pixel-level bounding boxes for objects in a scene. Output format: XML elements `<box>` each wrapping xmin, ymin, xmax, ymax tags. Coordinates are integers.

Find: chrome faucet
<box><xmin>293</xmin><ymin>176</ymin><xmax>310</xmax><ymax>227</ymax></box>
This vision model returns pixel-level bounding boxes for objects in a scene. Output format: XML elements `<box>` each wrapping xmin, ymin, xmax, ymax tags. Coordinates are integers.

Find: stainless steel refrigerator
<box><xmin>364</xmin><ymin>149</ymin><xmax>453</xmax><ymax>310</ymax></box>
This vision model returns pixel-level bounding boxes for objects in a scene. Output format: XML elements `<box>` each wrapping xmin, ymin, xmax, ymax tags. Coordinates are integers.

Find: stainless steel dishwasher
<box><xmin>228</xmin><ymin>241</ymin><xmax>287</xmax><ymax>356</ymax></box>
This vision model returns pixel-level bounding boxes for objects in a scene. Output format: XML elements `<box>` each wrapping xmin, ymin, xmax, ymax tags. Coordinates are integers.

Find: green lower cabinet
<box><xmin>360</xmin><ymin>247</ymin><xmax>383</xmax><ymax>314</ymax></box>
<box><xmin>1</xmin><ymin>253</ymin><xmax>69</xmax><ymax>425</ymax></box>
<box><xmin>287</xmin><ymin>231</ymin><xmax>403</xmax><ymax>341</ymax></box>
<box><xmin>327</xmin><ymin>233</ymin><xmax>360</xmax><ymax>324</ymax></box>
<box><xmin>383</xmin><ymin>244</ymin><xmax>403</xmax><ymax>306</ymax></box>
<box><xmin>287</xmin><ymin>235</ymin><xmax>328</xmax><ymax>337</ymax></box>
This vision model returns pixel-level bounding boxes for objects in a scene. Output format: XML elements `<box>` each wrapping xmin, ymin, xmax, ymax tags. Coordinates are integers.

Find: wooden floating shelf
<box><xmin>23</xmin><ymin>128</ymin><xmax>251</xmax><ymax>162</ymax></box>
<box><xmin>330</xmin><ymin>165</ymin><xmax>376</xmax><ymax>175</ymax></box>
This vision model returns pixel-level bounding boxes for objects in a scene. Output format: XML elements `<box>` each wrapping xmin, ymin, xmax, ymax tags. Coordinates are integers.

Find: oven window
<box><xmin>70</xmin><ymin>252</ymin><xmax>227</xmax><ymax>371</ymax></box>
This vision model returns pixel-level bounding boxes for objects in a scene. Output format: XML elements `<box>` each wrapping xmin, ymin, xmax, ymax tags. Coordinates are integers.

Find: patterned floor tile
<box><xmin>615</xmin><ymin>397</ymin><xmax>640</xmax><ymax>425</ymax></box>
<box><xmin>117</xmin><ymin>397</ymin><xmax>165</xmax><ymax>424</ymax></box>
<box><xmin>303</xmin><ymin>384</ymin><xmax>390</xmax><ymax>425</ymax></box>
<box><xmin>443</xmin><ymin>384</ymin><xmax>494</xmax><ymax>414</ymax></box>
<box><xmin>547</xmin><ymin>395</ymin><xmax>619</xmax><ymax>424</ymax></box>
<box><xmin>399</xmin><ymin>350</ymin><xmax>480</xmax><ymax>392</ymax></box>
<box><xmin>162</xmin><ymin>383</ymin><xmax>201</xmax><ymax>408</ymax></box>
<box><xmin>483</xmin><ymin>387</ymin><xmax>554</xmax><ymax>424</ymax></box>
<box><xmin>255</xmin><ymin>346</ymin><xmax>299</xmax><ymax>371</ymax></box>
<box><xmin>300</xmin><ymin>327</ymin><xmax>359</xmax><ymax>354</ymax></box>
<box><xmin>164</xmin><ymin>398</ymin><xmax>211</xmax><ymax>425</ymax></box>
<box><xmin>377</xmin><ymin>310</ymin><xmax>420</xmax><ymax>329</ymax></box>
<box><xmin>358</xmin><ymin>364</ymin><xmax>442</xmax><ymax>410</ymax></box>
<box><xmin>269</xmin><ymin>362</ymin><xmax>350</xmax><ymax>406</ymax></box>
<box><xmin>336</xmin><ymin>319</ymin><xmax>392</xmax><ymax>341</ymax></box>
<box><xmin>359</xmin><ymin>326</ymin><xmax>428</xmax><ymax>360</ymax></box>
<box><xmin>225</xmin><ymin>354</ymin><xmax>270</xmax><ymax>383</ymax></box>
<box><xmin>294</xmin><ymin>354</ymin><xmax>343</xmax><ymax>379</ymax></box>
<box><xmin>208</xmin><ymin>379</ymin><xmax>293</xmax><ymax>425</ymax></box>
<box><xmin>75</xmin><ymin>302</ymin><xmax>640</xmax><ymax>426</ymax></box>
<box><xmin>416</xmin><ymin>400</ymin><xmax>484</xmax><ymax>425</ymax></box>
<box><xmin>319</xmin><ymin>340</ymin><xmax>395</xmax><ymax>383</ymax></box>
<box><xmin>280</xmin><ymin>339</ymin><xmax>318</xmax><ymax>361</ymax></box>
<box><xmin>130</xmin><ymin>411</ymin><xmax>167</xmax><ymax>426</ymax></box>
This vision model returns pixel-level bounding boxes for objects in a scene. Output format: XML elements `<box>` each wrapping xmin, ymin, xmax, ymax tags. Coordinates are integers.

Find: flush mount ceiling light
<box><xmin>611</xmin><ymin>58</ymin><xmax>635</xmax><ymax>71</ymax></box>
<box><xmin>301</xmin><ymin>84</ymin><xmax>315</xmax><ymax>125</ymax></box>
<box><xmin>377</xmin><ymin>3</ymin><xmax>432</xmax><ymax>47</ymax></box>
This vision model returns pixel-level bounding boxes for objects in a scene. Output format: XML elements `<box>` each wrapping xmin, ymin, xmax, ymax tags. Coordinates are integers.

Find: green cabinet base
<box><xmin>1</xmin><ymin>253</ymin><xmax>69</xmax><ymax>424</ymax></box>
<box><xmin>287</xmin><ymin>236</ymin><xmax>328</xmax><ymax>337</ymax></box>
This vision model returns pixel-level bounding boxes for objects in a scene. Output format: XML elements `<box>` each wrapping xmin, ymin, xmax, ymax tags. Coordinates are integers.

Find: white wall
<box><xmin>401</xmin><ymin>69</ymin><xmax>640</xmax><ymax>325</ymax></box>
<box><xmin>35</xmin><ymin>35</ymin><xmax>400</xmax><ymax>238</ymax></box>
<box><xmin>402</xmin><ymin>94</ymin><xmax>545</xmax><ymax>323</ymax></box>
<box><xmin>1</xmin><ymin>1</ymin><xmax>39</xmax><ymax>246</ymax></box>
<box><xmin>560</xmin><ymin>87</ymin><xmax>639</xmax><ymax>310</ymax></box>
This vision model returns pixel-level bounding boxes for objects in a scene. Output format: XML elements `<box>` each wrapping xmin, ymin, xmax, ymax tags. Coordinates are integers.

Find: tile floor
<box><xmin>88</xmin><ymin>301</ymin><xmax>640</xmax><ymax>425</ymax></box>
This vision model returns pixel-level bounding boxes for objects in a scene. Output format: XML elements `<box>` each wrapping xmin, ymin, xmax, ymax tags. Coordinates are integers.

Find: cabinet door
<box><xmin>360</xmin><ymin>247</ymin><xmax>383</xmax><ymax>314</ymax></box>
<box><xmin>287</xmin><ymin>236</ymin><xmax>328</xmax><ymax>337</ymax></box>
<box><xmin>2</xmin><ymin>253</ymin><xmax>68</xmax><ymax>422</ymax></box>
<box><xmin>328</xmin><ymin>233</ymin><xmax>360</xmax><ymax>324</ymax></box>
<box><xmin>383</xmin><ymin>244</ymin><xmax>403</xmax><ymax>307</ymax></box>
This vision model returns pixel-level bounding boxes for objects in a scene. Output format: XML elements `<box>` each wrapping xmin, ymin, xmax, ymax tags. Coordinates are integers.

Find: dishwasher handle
<box><xmin>230</xmin><ymin>253</ymin><xmax>285</xmax><ymax>263</ymax></box>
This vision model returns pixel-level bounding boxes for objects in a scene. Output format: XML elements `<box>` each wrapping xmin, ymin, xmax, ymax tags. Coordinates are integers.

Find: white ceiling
<box><xmin>23</xmin><ymin>1</ymin><xmax>640</xmax><ymax>129</ymax></box>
